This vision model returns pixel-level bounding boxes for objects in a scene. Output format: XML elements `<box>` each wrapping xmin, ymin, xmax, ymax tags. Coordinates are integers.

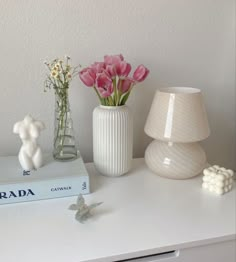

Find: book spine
<box><xmin>0</xmin><ymin>176</ymin><xmax>89</xmax><ymax>205</ymax></box>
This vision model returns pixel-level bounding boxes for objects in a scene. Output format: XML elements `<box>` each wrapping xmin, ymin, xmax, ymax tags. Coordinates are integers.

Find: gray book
<box><xmin>0</xmin><ymin>154</ymin><xmax>90</xmax><ymax>205</ymax></box>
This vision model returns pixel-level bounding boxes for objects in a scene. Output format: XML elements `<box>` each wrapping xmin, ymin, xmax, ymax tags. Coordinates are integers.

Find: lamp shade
<box><xmin>144</xmin><ymin>87</ymin><xmax>210</xmax><ymax>142</ymax></box>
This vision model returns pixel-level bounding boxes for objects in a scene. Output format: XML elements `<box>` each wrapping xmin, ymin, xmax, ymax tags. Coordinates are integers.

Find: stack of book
<box><xmin>0</xmin><ymin>154</ymin><xmax>90</xmax><ymax>205</ymax></box>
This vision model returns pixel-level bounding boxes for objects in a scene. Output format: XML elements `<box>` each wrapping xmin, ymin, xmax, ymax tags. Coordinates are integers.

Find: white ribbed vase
<box><xmin>93</xmin><ymin>105</ymin><xmax>133</xmax><ymax>177</ymax></box>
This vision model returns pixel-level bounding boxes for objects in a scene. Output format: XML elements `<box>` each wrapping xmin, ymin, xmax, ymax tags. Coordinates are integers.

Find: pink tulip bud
<box><xmin>79</xmin><ymin>67</ymin><xmax>96</xmax><ymax>87</ymax></box>
<box><xmin>133</xmin><ymin>65</ymin><xmax>149</xmax><ymax>82</ymax></box>
<box><xmin>91</xmin><ymin>62</ymin><xmax>105</xmax><ymax>74</ymax></box>
<box><xmin>96</xmin><ymin>72</ymin><xmax>113</xmax><ymax>97</ymax></box>
<box><xmin>104</xmin><ymin>54</ymin><xmax>124</xmax><ymax>65</ymax></box>
<box><xmin>116</xmin><ymin>62</ymin><xmax>131</xmax><ymax>77</ymax></box>
<box><xmin>118</xmin><ymin>78</ymin><xmax>135</xmax><ymax>93</ymax></box>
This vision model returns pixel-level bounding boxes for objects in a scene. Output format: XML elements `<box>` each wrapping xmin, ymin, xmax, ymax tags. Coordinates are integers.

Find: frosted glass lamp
<box><xmin>144</xmin><ymin>87</ymin><xmax>210</xmax><ymax>179</ymax></box>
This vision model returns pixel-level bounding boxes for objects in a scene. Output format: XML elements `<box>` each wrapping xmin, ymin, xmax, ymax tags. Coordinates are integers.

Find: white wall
<box><xmin>0</xmin><ymin>0</ymin><xmax>235</xmax><ymax>168</ymax></box>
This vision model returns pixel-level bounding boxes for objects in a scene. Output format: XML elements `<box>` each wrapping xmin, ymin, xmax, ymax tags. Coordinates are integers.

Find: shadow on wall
<box><xmin>131</xmin><ymin>83</ymin><xmax>157</xmax><ymax>159</ymax></box>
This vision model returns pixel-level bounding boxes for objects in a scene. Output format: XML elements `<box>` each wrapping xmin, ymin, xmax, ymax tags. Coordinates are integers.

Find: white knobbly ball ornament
<box><xmin>202</xmin><ymin>165</ymin><xmax>234</xmax><ymax>195</ymax></box>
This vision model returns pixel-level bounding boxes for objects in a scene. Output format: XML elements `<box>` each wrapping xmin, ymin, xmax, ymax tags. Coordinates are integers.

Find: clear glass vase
<box><xmin>53</xmin><ymin>88</ymin><xmax>78</xmax><ymax>161</ymax></box>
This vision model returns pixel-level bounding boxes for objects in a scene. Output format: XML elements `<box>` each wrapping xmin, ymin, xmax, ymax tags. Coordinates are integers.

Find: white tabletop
<box><xmin>0</xmin><ymin>159</ymin><xmax>235</xmax><ymax>262</ymax></box>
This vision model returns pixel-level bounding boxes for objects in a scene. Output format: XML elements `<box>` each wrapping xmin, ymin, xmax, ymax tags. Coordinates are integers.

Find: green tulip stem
<box><xmin>93</xmin><ymin>86</ymin><xmax>104</xmax><ymax>105</ymax></box>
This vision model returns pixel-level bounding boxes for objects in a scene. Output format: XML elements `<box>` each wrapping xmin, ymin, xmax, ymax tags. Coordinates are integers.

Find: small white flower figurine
<box><xmin>13</xmin><ymin>115</ymin><xmax>45</xmax><ymax>172</ymax></box>
<box><xmin>202</xmin><ymin>165</ymin><xmax>234</xmax><ymax>195</ymax></box>
<box><xmin>69</xmin><ymin>194</ymin><xmax>103</xmax><ymax>223</ymax></box>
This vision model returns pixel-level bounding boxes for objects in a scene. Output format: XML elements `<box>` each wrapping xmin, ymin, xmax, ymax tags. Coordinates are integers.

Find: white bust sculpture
<box><xmin>13</xmin><ymin>115</ymin><xmax>45</xmax><ymax>171</ymax></box>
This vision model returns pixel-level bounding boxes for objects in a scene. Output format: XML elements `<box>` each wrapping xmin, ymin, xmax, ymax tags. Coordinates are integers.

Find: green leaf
<box><xmin>119</xmin><ymin>91</ymin><xmax>131</xmax><ymax>105</ymax></box>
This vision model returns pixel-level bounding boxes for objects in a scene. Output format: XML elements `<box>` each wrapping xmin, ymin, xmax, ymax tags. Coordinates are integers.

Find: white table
<box><xmin>0</xmin><ymin>159</ymin><xmax>235</xmax><ymax>262</ymax></box>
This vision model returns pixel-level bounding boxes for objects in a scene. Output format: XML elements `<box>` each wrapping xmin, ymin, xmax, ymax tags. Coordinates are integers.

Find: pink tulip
<box><xmin>96</xmin><ymin>72</ymin><xmax>113</xmax><ymax>97</ymax></box>
<box><xmin>116</xmin><ymin>61</ymin><xmax>131</xmax><ymax>77</ymax></box>
<box><xmin>105</xmin><ymin>64</ymin><xmax>116</xmax><ymax>78</ymax></box>
<box><xmin>91</xmin><ymin>62</ymin><xmax>105</xmax><ymax>74</ymax></box>
<box><xmin>118</xmin><ymin>78</ymin><xmax>135</xmax><ymax>93</ymax></box>
<box><xmin>133</xmin><ymin>65</ymin><xmax>149</xmax><ymax>82</ymax></box>
<box><xmin>79</xmin><ymin>67</ymin><xmax>96</xmax><ymax>87</ymax></box>
<box><xmin>104</xmin><ymin>54</ymin><xmax>124</xmax><ymax>65</ymax></box>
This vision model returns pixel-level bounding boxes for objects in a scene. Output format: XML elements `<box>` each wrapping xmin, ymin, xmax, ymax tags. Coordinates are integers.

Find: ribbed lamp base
<box><xmin>145</xmin><ymin>140</ymin><xmax>207</xmax><ymax>179</ymax></box>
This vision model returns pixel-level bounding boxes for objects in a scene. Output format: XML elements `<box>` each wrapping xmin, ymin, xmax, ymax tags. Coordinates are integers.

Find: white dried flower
<box><xmin>50</xmin><ymin>70</ymin><xmax>58</xmax><ymax>78</ymax></box>
<box><xmin>67</xmin><ymin>73</ymin><xmax>72</xmax><ymax>79</ymax></box>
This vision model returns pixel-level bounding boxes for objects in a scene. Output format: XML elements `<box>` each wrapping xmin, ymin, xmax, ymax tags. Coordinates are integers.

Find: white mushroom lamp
<box><xmin>144</xmin><ymin>87</ymin><xmax>210</xmax><ymax>179</ymax></box>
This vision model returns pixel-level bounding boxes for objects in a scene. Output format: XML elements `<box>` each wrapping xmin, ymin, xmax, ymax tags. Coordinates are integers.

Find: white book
<box><xmin>0</xmin><ymin>154</ymin><xmax>90</xmax><ymax>205</ymax></box>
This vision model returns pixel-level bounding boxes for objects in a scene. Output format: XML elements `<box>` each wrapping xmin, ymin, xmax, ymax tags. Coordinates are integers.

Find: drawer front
<box><xmin>115</xmin><ymin>240</ymin><xmax>236</xmax><ymax>262</ymax></box>
<box><xmin>179</xmin><ymin>240</ymin><xmax>236</xmax><ymax>262</ymax></box>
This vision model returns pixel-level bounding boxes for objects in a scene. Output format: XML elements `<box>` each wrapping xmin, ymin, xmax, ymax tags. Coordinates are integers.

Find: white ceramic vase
<box><xmin>93</xmin><ymin>105</ymin><xmax>133</xmax><ymax>177</ymax></box>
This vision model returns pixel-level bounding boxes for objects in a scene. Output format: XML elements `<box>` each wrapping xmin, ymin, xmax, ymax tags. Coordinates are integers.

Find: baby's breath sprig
<box><xmin>44</xmin><ymin>56</ymin><xmax>80</xmax><ymax>92</ymax></box>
